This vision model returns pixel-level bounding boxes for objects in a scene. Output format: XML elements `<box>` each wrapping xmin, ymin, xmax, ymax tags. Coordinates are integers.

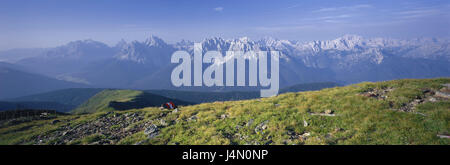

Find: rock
<box><xmin>310</xmin><ymin>112</ymin><xmax>336</xmax><ymax>116</ymax></box>
<box><xmin>134</xmin><ymin>140</ymin><xmax>145</xmax><ymax>145</ymax></box>
<box><xmin>144</xmin><ymin>124</ymin><xmax>158</xmax><ymax>135</ymax></box>
<box><xmin>298</xmin><ymin>132</ymin><xmax>311</xmax><ymax>140</ymax></box>
<box><xmin>303</xmin><ymin>120</ymin><xmax>308</xmax><ymax>127</ymax></box>
<box><xmin>428</xmin><ymin>97</ymin><xmax>437</xmax><ymax>102</ymax></box>
<box><xmin>442</xmin><ymin>83</ymin><xmax>450</xmax><ymax>88</ymax></box>
<box><xmin>144</xmin><ymin>124</ymin><xmax>159</xmax><ymax>139</ymax></box>
<box><xmin>40</xmin><ymin>112</ymin><xmax>49</xmax><ymax>118</ymax></box>
<box><xmin>52</xmin><ymin>120</ymin><xmax>60</xmax><ymax>124</ymax></box>
<box><xmin>435</xmin><ymin>91</ymin><xmax>450</xmax><ymax>99</ymax></box>
<box><xmin>254</xmin><ymin>120</ymin><xmax>269</xmax><ymax>134</ymax></box>
<box><xmin>147</xmin><ymin>132</ymin><xmax>159</xmax><ymax>139</ymax></box>
<box><xmin>245</xmin><ymin>119</ymin><xmax>254</xmax><ymax>127</ymax></box>
<box><xmin>437</xmin><ymin>134</ymin><xmax>450</xmax><ymax>139</ymax></box>
<box><xmin>324</xmin><ymin>109</ymin><xmax>334</xmax><ymax>114</ymax></box>
<box><xmin>159</xmin><ymin>119</ymin><xmax>168</xmax><ymax>126</ymax></box>
<box><xmin>220</xmin><ymin>114</ymin><xmax>229</xmax><ymax>119</ymax></box>
<box><xmin>187</xmin><ymin>115</ymin><xmax>197</xmax><ymax>122</ymax></box>
<box><xmin>440</xmin><ymin>87</ymin><xmax>450</xmax><ymax>93</ymax></box>
<box><xmin>301</xmin><ymin>132</ymin><xmax>310</xmax><ymax>137</ymax></box>
<box><xmin>274</xmin><ymin>104</ymin><xmax>281</xmax><ymax>107</ymax></box>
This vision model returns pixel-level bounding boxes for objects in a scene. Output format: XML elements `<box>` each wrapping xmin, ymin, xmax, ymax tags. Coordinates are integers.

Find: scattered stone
<box><xmin>245</xmin><ymin>119</ymin><xmax>254</xmax><ymax>127</ymax></box>
<box><xmin>254</xmin><ymin>120</ymin><xmax>269</xmax><ymax>134</ymax></box>
<box><xmin>360</xmin><ymin>87</ymin><xmax>394</xmax><ymax>100</ymax></box>
<box><xmin>187</xmin><ymin>115</ymin><xmax>197</xmax><ymax>122</ymax></box>
<box><xmin>159</xmin><ymin>113</ymin><xmax>167</xmax><ymax>118</ymax></box>
<box><xmin>334</xmin><ymin>128</ymin><xmax>345</xmax><ymax>133</ymax></box>
<box><xmin>324</xmin><ymin>109</ymin><xmax>334</xmax><ymax>114</ymax></box>
<box><xmin>220</xmin><ymin>114</ymin><xmax>229</xmax><ymax>119</ymax></box>
<box><xmin>159</xmin><ymin>119</ymin><xmax>168</xmax><ymax>126</ymax></box>
<box><xmin>435</xmin><ymin>91</ymin><xmax>450</xmax><ymax>99</ymax></box>
<box><xmin>303</xmin><ymin>120</ymin><xmax>308</xmax><ymax>127</ymax></box>
<box><xmin>442</xmin><ymin>83</ymin><xmax>450</xmax><ymax>88</ymax></box>
<box><xmin>134</xmin><ymin>140</ymin><xmax>145</xmax><ymax>145</ymax></box>
<box><xmin>309</xmin><ymin>112</ymin><xmax>336</xmax><ymax>117</ymax></box>
<box><xmin>37</xmin><ymin>111</ymin><xmax>146</xmax><ymax>145</ymax></box>
<box><xmin>51</xmin><ymin>120</ymin><xmax>60</xmax><ymax>124</ymax></box>
<box><xmin>274</xmin><ymin>104</ymin><xmax>281</xmax><ymax>107</ymax></box>
<box><xmin>437</xmin><ymin>134</ymin><xmax>450</xmax><ymax>139</ymax></box>
<box><xmin>428</xmin><ymin>97</ymin><xmax>437</xmax><ymax>102</ymax></box>
<box><xmin>298</xmin><ymin>132</ymin><xmax>311</xmax><ymax>140</ymax></box>
<box><xmin>40</xmin><ymin>112</ymin><xmax>49</xmax><ymax>118</ymax></box>
<box><xmin>234</xmin><ymin>133</ymin><xmax>248</xmax><ymax>140</ymax></box>
<box><xmin>144</xmin><ymin>124</ymin><xmax>159</xmax><ymax>139</ymax></box>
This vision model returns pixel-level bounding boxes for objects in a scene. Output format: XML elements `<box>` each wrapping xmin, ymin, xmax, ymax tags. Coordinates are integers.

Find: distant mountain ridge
<box><xmin>0</xmin><ymin>35</ymin><xmax>449</xmax><ymax>96</ymax></box>
<box><xmin>0</xmin><ymin>63</ymin><xmax>88</xmax><ymax>99</ymax></box>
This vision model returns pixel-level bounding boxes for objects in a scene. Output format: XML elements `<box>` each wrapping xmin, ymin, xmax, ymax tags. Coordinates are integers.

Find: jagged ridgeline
<box><xmin>71</xmin><ymin>89</ymin><xmax>193</xmax><ymax>114</ymax></box>
<box><xmin>0</xmin><ymin>78</ymin><xmax>449</xmax><ymax>145</ymax></box>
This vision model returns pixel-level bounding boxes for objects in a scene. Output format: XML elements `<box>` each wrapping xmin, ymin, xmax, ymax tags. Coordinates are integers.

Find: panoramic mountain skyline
<box><xmin>0</xmin><ymin>34</ymin><xmax>448</xmax><ymax>99</ymax></box>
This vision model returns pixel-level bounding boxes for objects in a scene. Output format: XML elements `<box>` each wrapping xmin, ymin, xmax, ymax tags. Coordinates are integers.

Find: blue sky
<box><xmin>1</xmin><ymin>0</ymin><xmax>449</xmax><ymax>50</ymax></box>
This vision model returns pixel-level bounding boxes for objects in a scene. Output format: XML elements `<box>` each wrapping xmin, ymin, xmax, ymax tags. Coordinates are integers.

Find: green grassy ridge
<box><xmin>1</xmin><ymin>78</ymin><xmax>449</xmax><ymax>145</ymax></box>
<box><xmin>1</xmin><ymin>82</ymin><xmax>338</xmax><ymax>112</ymax></box>
<box><xmin>145</xmin><ymin>82</ymin><xmax>339</xmax><ymax>103</ymax></box>
<box><xmin>71</xmin><ymin>89</ymin><xmax>193</xmax><ymax>114</ymax></box>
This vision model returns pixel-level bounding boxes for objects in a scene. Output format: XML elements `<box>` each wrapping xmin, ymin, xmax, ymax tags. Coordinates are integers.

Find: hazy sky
<box><xmin>1</xmin><ymin>0</ymin><xmax>449</xmax><ymax>50</ymax></box>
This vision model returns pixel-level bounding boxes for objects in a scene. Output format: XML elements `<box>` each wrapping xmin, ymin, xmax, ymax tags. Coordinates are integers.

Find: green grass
<box><xmin>1</xmin><ymin>78</ymin><xmax>449</xmax><ymax>145</ymax></box>
<box><xmin>71</xmin><ymin>89</ymin><xmax>143</xmax><ymax>114</ymax></box>
<box><xmin>71</xmin><ymin>89</ymin><xmax>192</xmax><ymax>114</ymax></box>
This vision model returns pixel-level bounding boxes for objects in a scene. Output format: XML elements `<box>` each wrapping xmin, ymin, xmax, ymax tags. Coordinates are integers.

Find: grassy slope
<box><xmin>71</xmin><ymin>89</ymin><xmax>142</xmax><ymax>114</ymax></box>
<box><xmin>1</xmin><ymin>78</ymin><xmax>449</xmax><ymax>145</ymax></box>
<box><xmin>71</xmin><ymin>89</ymin><xmax>193</xmax><ymax>114</ymax></box>
<box><xmin>146</xmin><ymin>82</ymin><xmax>339</xmax><ymax>103</ymax></box>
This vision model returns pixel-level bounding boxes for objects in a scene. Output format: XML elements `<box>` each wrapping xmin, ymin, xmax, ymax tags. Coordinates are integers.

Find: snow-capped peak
<box><xmin>144</xmin><ymin>35</ymin><xmax>167</xmax><ymax>47</ymax></box>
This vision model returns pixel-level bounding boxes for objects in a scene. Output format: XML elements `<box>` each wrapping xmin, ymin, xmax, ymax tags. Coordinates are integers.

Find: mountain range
<box><xmin>0</xmin><ymin>34</ymin><xmax>449</xmax><ymax>99</ymax></box>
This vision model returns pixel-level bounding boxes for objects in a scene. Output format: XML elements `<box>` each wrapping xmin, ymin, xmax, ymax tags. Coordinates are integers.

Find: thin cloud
<box><xmin>214</xmin><ymin>7</ymin><xmax>224</xmax><ymax>12</ymax></box>
<box><xmin>253</xmin><ymin>25</ymin><xmax>313</xmax><ymax>32</ymax></box>
<box><xmin>394</xmin><ymin>7</ymin><xmax>443</xmax><ymax>20</ymax></box>
<box><xmin>313</xmin><ymin>4</ymin><xmax>372</xmax><ymax>13</ymax></box>
<box><xmin>317</xmin><ymin>14</ymin><xmax>352</xmax><ymax>20</ymax></box>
